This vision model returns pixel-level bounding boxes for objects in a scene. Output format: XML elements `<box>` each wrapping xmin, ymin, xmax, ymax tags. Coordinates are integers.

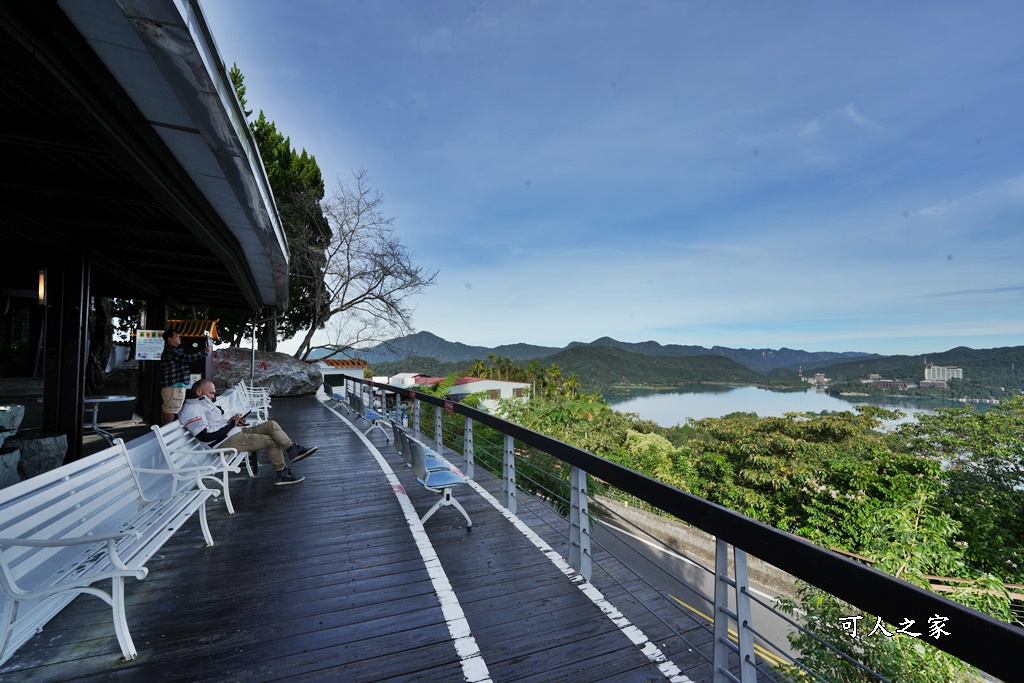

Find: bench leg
<box><xmin>363</xmin><ymin>420</ymin><xmax>392</xmax><ymax>443</ymax></box>
<box><xmin>110</xmin><ymin>577</ymin><xmax>138</xmax><ymax>661</ymax></box>
<box><xmin>198</xmin><ymin>501</ymin><xmax>215</xmax><ymax>546</ymax></box>
<box><xmin>0</xmin><ymin>597</ymin><xmax>16</xmax><ymax>659</ymax></box>
<box><xmin>220</xmin><ymin>470</ymin><xmax>235</xmax><ymax>515</ymax></box>
<box><xmin>420</xmin><ymin>488</ymin><xmax>472</xmax><ymax>529</ymax></box>
<box><xmin>449</xmin><ymin>495</ymin><xmax>473</xmax><ymax>529</ymax></box>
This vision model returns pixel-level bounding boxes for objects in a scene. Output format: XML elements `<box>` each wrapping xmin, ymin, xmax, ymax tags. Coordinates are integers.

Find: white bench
<box><xmin>216</xmin><ymin>383</ymin><xmax>267</xmax><ymax>425</ymax></box>
<box><xmin>151</xmin><ymin>422</ymin><xmax>255</xmax><ymax>515</ymax></box>
<box><xmin>235</xmin><ymin>380</ymin><xmax>271</xmax><ymax>422</ymax></box>
<box><xmin>0</xmin><ymin>438</ymin><xmax>218</xmax><ymax>665</ymax></box>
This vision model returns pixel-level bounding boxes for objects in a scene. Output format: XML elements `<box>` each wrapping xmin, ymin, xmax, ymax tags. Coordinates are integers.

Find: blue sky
<box><xmin>201</xmin><ymin>1</ymin><xmax>1024</xmax><ymax>356</ymax></box>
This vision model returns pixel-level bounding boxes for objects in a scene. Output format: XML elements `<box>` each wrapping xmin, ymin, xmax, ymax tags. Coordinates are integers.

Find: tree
<box><xmin>85</xmin><ymin>297</ymin><xmax>113</xmax><ymax>393</ymax></box>
<box><xmin>292</xmin><ymin>169</ymin><xmax>437</xmax><ymax>360</ymax></box>
<box><xmin>673</xmin><ymin>407</ymin><xmax>941</xmax><ymax>549</ymax></box>
<box><xmin>777</xmin><ymin>490</ymin><xmax>1012</xmax><ymax>683</ymax></box>
<box><xmin>209</xmin><ymin>65</ymin><xmax>331</xmax><ymax>351</ymax></box>
<box><xmin>896</xmin><ymin>396</ymin><xmax>1024</xmax><ymax>582</ymax></box>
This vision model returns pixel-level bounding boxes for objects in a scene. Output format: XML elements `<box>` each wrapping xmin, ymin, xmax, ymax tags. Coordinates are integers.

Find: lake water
<box><xmin>604</xmin><ymin>385</ymin><xmax>985</xmax><ymax>427</ymax></box>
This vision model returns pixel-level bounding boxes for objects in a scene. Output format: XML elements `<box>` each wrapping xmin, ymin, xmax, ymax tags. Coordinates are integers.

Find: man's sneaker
<box><xmin>289</xmin><ymin>444</ymin><xmax>318</xmax><ymax>463</ymax></box>
<box><xmin>274</xmin><ymin>470</ymin><xmax>305</xmax><ymax>486</ymax></box>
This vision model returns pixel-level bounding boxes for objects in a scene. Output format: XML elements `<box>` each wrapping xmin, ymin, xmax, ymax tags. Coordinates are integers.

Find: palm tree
<box><xmin>545</xmin><ymin>364</ymin><xmax>563</xmax><ymax>398</ymax></box>
<box><xmin>563</xmin><ymin>373</ymin><xmax>581</xmax><ymax>398</ymax></box>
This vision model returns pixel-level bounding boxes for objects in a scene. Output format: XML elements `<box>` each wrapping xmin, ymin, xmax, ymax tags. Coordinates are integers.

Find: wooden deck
<box><xmin>0</xmin><ymin>395</ymin><xmax>764</xmax><ymax>682</ymax></box>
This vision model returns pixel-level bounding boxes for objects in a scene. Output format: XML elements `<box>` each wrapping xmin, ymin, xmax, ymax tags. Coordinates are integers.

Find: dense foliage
<box><xmin>777</xmin><ymin>490</ymin><xmax>1012</xmax><ymax>683</ymax></box>
<box><xmin>417</xmin><ymin>364</ymin><xmax>1023</xmax><ymax>678</ymax></box>
<box><xmin>895</xmin><ymin>396</ymin><xmax>1024</xmax><ymax>582</ymax></box>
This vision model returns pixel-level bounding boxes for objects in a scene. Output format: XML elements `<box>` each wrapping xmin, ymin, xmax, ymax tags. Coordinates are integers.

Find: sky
<box><xmin>200</xmin><ymin>1</ymin><xmax>1024</xmax><ymax>357</ymax></box>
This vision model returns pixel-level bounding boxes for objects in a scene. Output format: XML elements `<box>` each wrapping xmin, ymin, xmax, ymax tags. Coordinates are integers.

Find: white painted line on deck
<box><xmin>321</xmin><ymin>401</ymin><xmax>492</xmax><ymax>683</ymax></box>
<box><xmin>462</xmin><ymin>479</ymin><xmax>692</xmax><ymax>683</ymax></box>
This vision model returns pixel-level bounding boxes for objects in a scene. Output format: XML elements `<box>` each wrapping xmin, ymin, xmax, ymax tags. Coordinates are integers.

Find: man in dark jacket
<box><xmin>159</xmin><ymin>328</ymin><xmax>209</xmax><ymax>425</ymax></box>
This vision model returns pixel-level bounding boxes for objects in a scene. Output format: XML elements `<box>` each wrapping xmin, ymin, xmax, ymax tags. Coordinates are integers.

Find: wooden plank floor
<box><xmin>0</xmin><ymin>395</ymin><xmax>778</xmax><ymax>682</ymax></box>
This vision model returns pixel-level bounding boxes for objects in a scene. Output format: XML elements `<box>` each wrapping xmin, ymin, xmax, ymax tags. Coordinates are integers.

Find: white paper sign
<box><xmin>135</xmin><ymin>329</ymin><xmax>165</xmax><ymax>360</ymax></box>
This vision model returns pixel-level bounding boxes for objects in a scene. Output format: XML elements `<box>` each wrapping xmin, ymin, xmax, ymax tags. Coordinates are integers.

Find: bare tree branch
<box><xmin>293</xmin><ymin>169</ymin><xmax>437</xmax><ymax>359</ymax></box>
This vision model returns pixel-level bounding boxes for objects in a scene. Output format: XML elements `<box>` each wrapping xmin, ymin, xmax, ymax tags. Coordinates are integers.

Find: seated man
<box><xmin>178</xmin><ymin>379</ymin><xmax>316</xmax><ymax>486</ymax></box>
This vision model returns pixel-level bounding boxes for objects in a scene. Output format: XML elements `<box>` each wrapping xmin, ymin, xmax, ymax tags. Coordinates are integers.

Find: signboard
<box><xmin>135</xmin><ymin>329</ymin><xmax>165</xmax><ymax>360</ymax></box>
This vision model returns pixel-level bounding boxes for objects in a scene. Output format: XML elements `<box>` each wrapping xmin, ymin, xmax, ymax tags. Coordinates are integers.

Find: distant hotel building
<box><xmin>925</xmin><ymin>364</ymin><xmax>963</xmax><ymax>382</ymax></box>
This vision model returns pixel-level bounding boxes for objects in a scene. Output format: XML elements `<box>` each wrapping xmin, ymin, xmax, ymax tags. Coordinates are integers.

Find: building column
<box><xmin>42</xmin><ymin>251</ymin><xmax>90</xmax><ymax>463</ymax></box>
<box><xmin>137</xmin><ymin>298</ymin><xmax>168</xmax><ymax>426</ymax></box>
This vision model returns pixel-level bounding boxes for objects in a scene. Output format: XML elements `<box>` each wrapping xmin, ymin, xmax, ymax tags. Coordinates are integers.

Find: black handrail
<box><xmin>351</xmin><ymin>377</ymin><xmax>1023</xmax><ymax>680</ymax></box>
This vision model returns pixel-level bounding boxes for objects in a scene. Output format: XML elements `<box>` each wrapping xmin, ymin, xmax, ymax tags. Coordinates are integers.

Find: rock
<box><xmin>104</xmin><ymin>348</ymin><xmax>323</xmax><ymax>399</ymax></box>
<box><xmin>0</xmin><ymin>447</ymin><xmax>19</xmax><ymax>489</ymax></box>
<box><xmin>0</xmin><ymin>428</ymin><xmax>14</xmax><ymax>449</ymax></box>
<box><xmin>212</xmin><ymin>348</ymin><xmax>323</xmax><ymax>397</ymax></box>
<box><xmin>0</xmin><ymin>404</ymin><xmax>25</xmax><ymax>431</ymax></box>
<box><xmin>8</xmin><ymin>433</ymin><xmax>68</xmax><ymax>480</ymax></box>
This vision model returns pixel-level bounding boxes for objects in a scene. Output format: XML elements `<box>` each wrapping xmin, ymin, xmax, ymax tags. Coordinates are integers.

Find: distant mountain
<box><xmin>323</xmin><ymin>331</ymin><xmax>560</xmax><ymax>364</ymax></box>
<box><xmin>339</xmin><ymin>330</ymin><xmax>877</xmax><ymax>374</ymax></box>
<box><xmin>567</xmin><ymin>336</ymin><xmax>878</xmax><ymax>374</ymax></box>
<box><xmin>530</xmin><ymin>345</ymin><xmax>782</xmax><ymax>392</ymax></box>
<box><xmin>367</xmin><ymin>345</ymin><xmax>791</xmax><ymax>393</ymax></box>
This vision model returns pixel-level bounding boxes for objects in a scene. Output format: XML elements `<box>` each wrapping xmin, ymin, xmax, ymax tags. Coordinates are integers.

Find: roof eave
<box><xmin>59</xmin><ymin>0</ymin><xmax>289</xmax><ymax>310</ymax></box>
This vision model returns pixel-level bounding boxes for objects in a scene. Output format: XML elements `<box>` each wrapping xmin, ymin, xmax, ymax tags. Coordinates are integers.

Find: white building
<box><xmin>311</xmin><ymin>359</ymin><xmax>367</xmax><ymax>390</ymax></box>
<box><xmin>412</xmin><ymin>376</ymin><xmax>531</xmax><ymax>412</ymax></box>
<box><xmin>925</xmin><ymin>365</ymin><xmax>963</xmax><ymax>382</ymax></box>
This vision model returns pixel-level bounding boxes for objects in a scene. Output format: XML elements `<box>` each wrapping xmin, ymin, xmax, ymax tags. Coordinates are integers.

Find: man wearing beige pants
<box><xmin>178</xmin><ymin>379</ymin><xmax>316</xmax><ymax>486</ymax></box>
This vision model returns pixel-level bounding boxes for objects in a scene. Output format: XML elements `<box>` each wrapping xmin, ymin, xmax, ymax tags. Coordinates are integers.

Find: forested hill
<box><xmin>567</xmin><ymin>336</ymin><xmax>877</xmax><ymax>374</ymax></box>
<box><xmin>336</xmin><ymin>330</ymin><xmax>875</xmax><ymax>373</ymax></box>
<box><xmin>323</xmin><ymin>331</ymin><xmax>559</xmax><ymax>363</ymax></box>
<box><xmin>368</xmin><ymin>345</ymin><xmax>799</xmax><ymax>393</ymax></box>
<box><xmin>799</xmin><ymin>345</ymin><xmax>1024</xmax><ymax>399</ymax></box>
<box><xmin>533</xmin><ymin>345</ymin><xmax>793</xmax><ymax>391</ymax></box>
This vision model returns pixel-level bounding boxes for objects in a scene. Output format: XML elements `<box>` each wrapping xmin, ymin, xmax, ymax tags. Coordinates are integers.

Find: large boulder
<box><xmin>103</xmin><ymin>348</ymin><xmax>323</xmax><ymax>398</ymax></box>
<box><xmin>0</xmin><ymin>404</ymin><xmax>25</xmax><ymax>432</ymax></box>
<box><xmin>212</xmin><ymin>348</ymin><xmax>322</xmax><ymax>397</ymax></box>
<box><xmin>8</xmin><ymin>433</ymin><xmax>67</xmax><ymax>480</ymax></box>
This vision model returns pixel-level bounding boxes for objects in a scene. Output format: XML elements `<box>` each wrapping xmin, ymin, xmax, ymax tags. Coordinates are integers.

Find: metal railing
<box><xmin>338</xmin><ymin>377</ymin><xmax>1023</xmax><ymax>682</ymax></box>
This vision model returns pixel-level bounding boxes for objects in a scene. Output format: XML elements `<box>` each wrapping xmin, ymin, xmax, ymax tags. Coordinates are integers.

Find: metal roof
<box><xmin>0</xmin><ymin>0</ymin><xmax>288</xmax><ymax>311</ymax></box>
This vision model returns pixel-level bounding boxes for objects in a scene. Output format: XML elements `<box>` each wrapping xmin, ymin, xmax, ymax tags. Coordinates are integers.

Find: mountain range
<box><xmin>315</xmin><ymin>331</ymin><xmax>878</xmax><ymax>374</ymax></box>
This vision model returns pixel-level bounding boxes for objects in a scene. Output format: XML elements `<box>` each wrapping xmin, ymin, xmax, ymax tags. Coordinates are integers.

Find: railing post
<box><xmin>503</xmin><ymin>433</ymin><xmax>516</xmax><ymax>514</ymax></box>
<box><xmin>568</xmin><ymin>466</ymin><xmax>591</xmax><ymax>581</ymax></box>
<box><xmin>412</xmin><ymin>395</ymin><xmax>421</xmax><ymax>435</ymax></box>
<box><xmin>734</xmin><ymin>548</ymin><xmax>757</xmax><ymax>682</ymax></box>
<box><xmin>434</xmin><ymin>407</ymin><xmax>444</xmax><ymax>456</ymax></box>
<box><xmin>463</xmin><ymin>417</ymin><xmax>474</xmax><ymax>479</ymax></box>
<box><xmin>713</xmin><ymin>538</ymin><xmax>756</xmax><ymax>683</ymax></box>
<box><xmin>714</xmin><ymin>538</ymin><xmax>732</xmax><ymax>683</ymax></box>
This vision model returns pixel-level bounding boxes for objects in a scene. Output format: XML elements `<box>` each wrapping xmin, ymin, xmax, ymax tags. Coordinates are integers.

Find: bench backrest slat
<box><xmin>0</xmin><ymin>443</ymin><xmax>143</xmax><ymax>591</ymax></box>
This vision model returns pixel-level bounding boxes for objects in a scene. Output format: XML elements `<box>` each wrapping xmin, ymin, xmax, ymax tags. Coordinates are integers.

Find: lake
<box><xmin>604</xmin><ymin>385</ymin><xmax>987</xmax><ymax>427</ymax></box>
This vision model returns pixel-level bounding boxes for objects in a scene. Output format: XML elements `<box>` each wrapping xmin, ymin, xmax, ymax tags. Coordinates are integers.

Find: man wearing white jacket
<box><xmin>178</xmin><ymin>379</ymin><xmax>316</xmax><ymax>486</ymax></box>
